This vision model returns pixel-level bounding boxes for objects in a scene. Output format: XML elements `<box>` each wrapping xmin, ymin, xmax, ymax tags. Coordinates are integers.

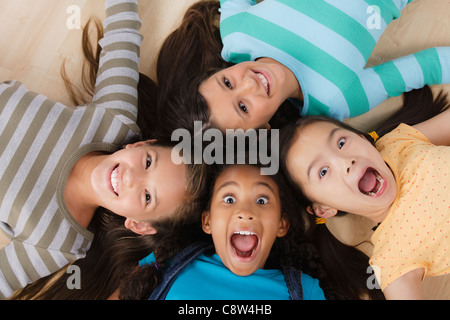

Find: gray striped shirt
<box><xmin>0</xmin><ymin>0</ymin><xmax>142</xmax><ymax>298</ymax></box>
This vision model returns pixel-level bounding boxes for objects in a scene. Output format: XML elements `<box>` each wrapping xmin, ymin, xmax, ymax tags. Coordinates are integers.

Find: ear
<box><xmin>277</xmin><ymin>215</ymin><xmax>289</xmax><ymax>238</ymax></box>
<box><xmin>125</xmin><ymin>139</ymin><xmax>158</xmax><ymax>149</ymax></box>
<box><xmin>306</xmin><ymin>204</ymin><xmax>338</xmax><ymax>219</ymax></box>
<box><xmin>124</xmin><ymin>218</ymin><xmax>157</xmax><ymax>235</ymax></box>
<box><xmin>201</xmin><ymin>211</ymin><xmax>212</xmax><ymax>234</ymax></box>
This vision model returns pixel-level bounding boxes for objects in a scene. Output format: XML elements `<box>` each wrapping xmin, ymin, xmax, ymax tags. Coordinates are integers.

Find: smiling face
<box><xmin>90</xmin><ymin>141</ymin><xmax>187</xmax><ymax>230</ymax></box>
<box><xmin>199</xmin><ymin>58</ymin><xmax>301</xmax><ymax>130</ymax></box>
<box><xmin>202</xmin><ymin>165</ymin><xmax>288</xmax><ymax>276</ymax></box>
<box><xmin>286</xmin><ymin>121</ymin><xmax>397</xmax><ymax>222</ymax></box>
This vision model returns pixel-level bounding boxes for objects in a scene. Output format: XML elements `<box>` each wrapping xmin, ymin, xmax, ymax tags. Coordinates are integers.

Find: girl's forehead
<box><xmin>214</xmin><ymin>165</ymin><xmax>278</xmax><ymax>192</ymax></box>
<box><xmin>292</xmin><ymin>122</ymin><xmax>329</xmax><ymax>147</ymax></box>
<box><xmin>286</xmin><ymin>122</ymin><xmax>342</xmax><ymax>174</ymax></box>
<box><xmin>299</xmin><ymin>120</ymin><xmax>341</xmax><ymax>135</ymax></box>
<box><xmin>216</xmin><ymin>165</ymin><xmax>265</xmax><ymax>182</ymax></box>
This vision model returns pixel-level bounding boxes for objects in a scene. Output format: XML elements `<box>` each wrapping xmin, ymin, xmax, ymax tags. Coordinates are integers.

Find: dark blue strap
<box><xmin>149</xmin><ymin>241</ymin><xmax>213</xmax><ymax>300</ymax></box>
<box><xmin>283</xmin><ymin>266</ymin><xmax>303</xmax><ymax>300</ymax></box>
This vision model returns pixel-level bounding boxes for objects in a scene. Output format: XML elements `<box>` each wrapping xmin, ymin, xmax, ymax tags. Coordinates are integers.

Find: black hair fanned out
<box><xmin>376</xmin><ymin>85</ymin><xmax>449</xmax><ymax>138</ymax></box>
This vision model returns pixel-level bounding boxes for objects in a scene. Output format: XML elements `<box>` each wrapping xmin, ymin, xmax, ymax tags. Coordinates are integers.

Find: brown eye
<box><xmin>239</xmin><ymin>102</ymin><xmax>248</xmax><ymax>113</ymax></box>
<box><xmin>224</xmin><ymin>77</ymin><xmax>232</xmax><ymax>89</ymax></box>
<box><xmin>224</xmin><ymin>195</ymin><xmax>236</xmax><ymax>204</ymax></box>
<box><xmin>145</xmin><ymin>191</ymin><xmax>151</xmax><ymax>206</ymax></box>
<box><xmin>319</xmin><ymin>167</ymin><xmax>328</xmax><ymax>178</ymax></box>
<box><xmin>256</xmin><ymin>197</ymin><xmax>268</xmax><ymax>205</ymax></box>
<box><xmin>338</xmin><ymin>138</ymin><xmax>346</xmax><ymax>149</ymax></box>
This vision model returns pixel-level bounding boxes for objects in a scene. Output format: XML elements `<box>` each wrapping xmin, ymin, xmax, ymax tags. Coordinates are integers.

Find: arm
<box><xmin>383</xmin><ymin>268</ymin><xmax>424</xmax><ymax>300</ymax></box>
<box><xmin>374</xmin><ymin>47</ymin><xmax>450</xmax><ymax>97</ymax></box>
<box><xmin>360</xmin><ymin>47</ymin><xmax>450</xmax><ymax>111</ymax></box>
<box><xmin>0</xmin><ymin>240</ymin><xmax>78</xmax><ymax>299</ymax></box>
<box><xmin>92</xmin><ymin>0</ymin><xmax>142</xmax><ymax>123</ymax></box>
<box><xmin>413</xmin><ymin>105</ymin><xmax>450</xmax><ymax>146</ymax></box>
<box><xmin>220</xmin><ymin>0</ymin><xmax>256</xmax><ymax>7</ymax></box>
<box><xmin>219</xmin><ymin>0</ymin><xmax>256</xmax><ymax>22</ymax></box>
<box><xmin>0</xmin><ymin>244</ymin><xmax>15</xmax><ymax>299</ymax></box>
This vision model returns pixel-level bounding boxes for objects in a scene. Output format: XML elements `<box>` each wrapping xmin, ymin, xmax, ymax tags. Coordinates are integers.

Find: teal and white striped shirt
<box><xmin>220</xmin><ymin>0</ymin><xmax>450</xmax><ymax>120</ymax></box>
<box><xmin>0</xmin><ymin>0</ymin><xmax>141</xmax><ymax>298</ymax></box>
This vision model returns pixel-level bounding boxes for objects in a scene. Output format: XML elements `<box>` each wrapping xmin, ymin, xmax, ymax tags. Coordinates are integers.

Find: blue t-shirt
<box><xmin>139</xmin><ymin>252</ymin><xmax>325</xmax><ymax>300</ymax></box>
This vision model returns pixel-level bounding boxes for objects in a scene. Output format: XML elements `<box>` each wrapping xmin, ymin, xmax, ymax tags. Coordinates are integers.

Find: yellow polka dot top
<box><xmin>371</xmin><ymin>124</ymin><xmax>450</xmax><ymax>290</ymax></box>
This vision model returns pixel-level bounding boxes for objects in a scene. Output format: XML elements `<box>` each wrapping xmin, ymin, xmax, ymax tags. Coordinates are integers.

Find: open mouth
<box><xmin>230</xmin><ymin>231</ymin><xmax>259</xmax><ymax>259</ymax></box>
<box><xmin>255</xmin><ymin>72</ymin><xmax>270</xmax><ymax>96</ymax></box>
<box><xmin>358</xmin><ymin>168</ymin><xmax>385</xmax><ymax>197</ymax></box>
<box><xmin>110</xmin><ymin>164</ymin><xmax>119</xmax><ymax>196</ymax></box>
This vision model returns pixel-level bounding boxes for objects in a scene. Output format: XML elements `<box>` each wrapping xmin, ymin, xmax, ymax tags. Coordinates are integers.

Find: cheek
<box><xmin>210</xmin><ymin>221</ymin><xmax>229</xmax><ymax>259</ymax></box>
<box><xmin>163</xmin><ymin>165</ymin><xmax>187</xmax><ymax>193</ymax></box>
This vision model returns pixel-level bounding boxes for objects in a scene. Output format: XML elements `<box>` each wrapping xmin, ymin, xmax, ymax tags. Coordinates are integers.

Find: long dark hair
<box><xmin>118</xmin><ymin>199</ymin><xmax>210</xmax><ymax>300</ymax></box>
<box><xmin>154</xmin><ymin>0</ymin><xmax>300</xmax><ymax>140</ymax></box>
<box><xmin>152</xmin><ymin>1</ymin><xmax>227</xmax><ymax>142</ymax></box>
<box><xmin>279</xmin><ymin>86</ymin><xmax>449</xmax><ymax>300</ymax></box>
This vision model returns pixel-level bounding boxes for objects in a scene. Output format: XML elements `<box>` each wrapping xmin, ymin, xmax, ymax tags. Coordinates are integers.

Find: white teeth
<box><xmin>256</xmin><ymin>73</ymin><xmax>269</xmax><ymax>94</ymax></box>
<box><xmin>234</xmin><ymin>231</ymin><xmax>256</xmax><ymax>236</ymax></box>
<box><xmin>111</xmin><ymin>167</ymin><xmax>118</xmax><ymax>195</ymax></box>
<box><xmin>368</xmin><ymin>172</ymin><xmax>384</xmax><ymax>196</ymax></box>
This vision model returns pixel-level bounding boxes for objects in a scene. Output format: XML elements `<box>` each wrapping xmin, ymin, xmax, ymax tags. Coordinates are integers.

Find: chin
<box><xmin>230</xmin><ymin>267</ymin><xmax>256</xmax><ymax>277</ymax></box>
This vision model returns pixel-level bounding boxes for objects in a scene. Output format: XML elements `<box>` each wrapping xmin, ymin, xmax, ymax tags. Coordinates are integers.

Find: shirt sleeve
<box><xmin>301</xmin><ymin>273</ymin><xmax>326</xmax><ymax>300</ymax></box>
<box><xmin>219</xmin><ymin>0</ymin><xmax>258</xmax><ymax>64</ymax></box>
<box><xmin>357</xmin><ymin>47</ymin><xmax>450</xmax><ymax>112</ymax></box>
<box><xmin>220</xmin><ymin>0</ymin><xmax>256</xmax><ymax>15</ymax></box>
<box><xmin>92</xmin><ymin>0</ymin><xmax>142</xmax><ymax>124</ymax></box>
<box><xmin>0</xmin><ymin>240</ymin><xmax>83</xmax><ymax>299</ymax></box>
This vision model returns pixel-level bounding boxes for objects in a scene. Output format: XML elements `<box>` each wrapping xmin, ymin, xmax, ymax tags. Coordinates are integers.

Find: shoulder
<box><xmin>220</xmin><ymin>0</ymin><xmax>256</xmax><ymax>15</ymax></box>
<box><xmin>301</xmin><ymin>273</ymin><xmax>326</xmax><ymax>300</ymax></box>
<box><xmin>376</xmin><ymin>123</ymin><xmax>431</xmax><ymax>160</ymax></box>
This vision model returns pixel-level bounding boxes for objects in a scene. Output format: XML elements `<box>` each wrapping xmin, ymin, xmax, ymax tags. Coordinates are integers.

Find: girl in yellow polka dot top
<box><xmin>279</xmin><ymin>86</ymin><xmax>450</xmax><ymax>299</ymax></box>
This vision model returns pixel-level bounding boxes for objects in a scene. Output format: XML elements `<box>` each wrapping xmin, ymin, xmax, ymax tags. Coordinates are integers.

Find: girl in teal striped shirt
<box><xmin>157</xmin><ymin>0</ymin><xmax>450</xmax><ymax>132</ymax></box>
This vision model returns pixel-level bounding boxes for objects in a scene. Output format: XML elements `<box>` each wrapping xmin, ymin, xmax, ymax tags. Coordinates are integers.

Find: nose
<box><xmin>345</xmin><ymin>159</ymin><xmax>356</xmax><ymax>174</ymax></box>
<box><xmin>123</xmin><ymin>166</ymin><xmax>146</xmax><ymax>189</ymax></box>
<box><xmin>235</xmin><ymin>209</ymin><xmax>255</xmax><ymax>221</ymax></box>
<box><xmin>238</xmin><ymin>73</ymin><xmax>259</xmax><ymax>95</ymax></box>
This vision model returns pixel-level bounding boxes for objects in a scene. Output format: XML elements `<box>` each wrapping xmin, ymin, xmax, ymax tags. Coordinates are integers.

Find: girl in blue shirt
<box><xmin>119</xmin><ymin>162</ymin><xmax>384</xmax><ymax>300</ymax></box>
<box><xmin>121</xmin><ymin>163</ymin><xmax>325</xmax><ymax>299</ymax></box>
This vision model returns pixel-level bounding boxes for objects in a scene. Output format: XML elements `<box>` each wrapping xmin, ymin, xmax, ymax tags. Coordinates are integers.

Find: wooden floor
<box><xmin>0</xmin><ymin>0</ymin><xmax>449</xmax><ymax>299</ymax></box>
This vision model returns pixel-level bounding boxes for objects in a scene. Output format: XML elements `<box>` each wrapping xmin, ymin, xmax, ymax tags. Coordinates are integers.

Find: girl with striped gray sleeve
<box><xmin>0</xmin><ymin>0</ymin><xmax>195</xmax><ymax>299</ymax></box>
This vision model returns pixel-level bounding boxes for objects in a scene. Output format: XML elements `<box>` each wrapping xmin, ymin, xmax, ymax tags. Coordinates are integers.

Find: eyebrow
<box><xmin>256</xmin><ymin>181</ymin><xmax>276</xmax><ymax>195</ymax></box>
<box><xmin>215</xmin><ymin>180</ymin><xmax>276</xmax><ymax>195</ymax></box>
<box><xmin>306</xmin><ymin>127</ymin><xmax>341</xmax><ymax>181</ymax></box>
<box><xmin>215</xmin><ymin>181</ymin><xmax>238</xmax><ymax>193</ymax></box>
